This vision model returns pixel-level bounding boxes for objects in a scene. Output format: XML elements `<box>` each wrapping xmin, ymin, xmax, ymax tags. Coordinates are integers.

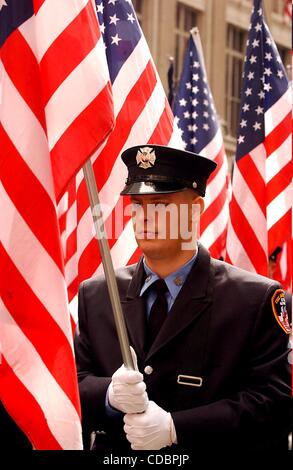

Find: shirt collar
<box><xmin>140</xmin><ymin>246</ymin><xmax>198</xmax><ymax>299</ymax></box>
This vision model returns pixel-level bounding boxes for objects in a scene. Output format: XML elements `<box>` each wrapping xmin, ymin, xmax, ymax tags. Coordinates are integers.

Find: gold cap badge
<box><xmin>136</xmin><ymin>147</ymin><xmax>156</xmax><ymax>169</ymax></box>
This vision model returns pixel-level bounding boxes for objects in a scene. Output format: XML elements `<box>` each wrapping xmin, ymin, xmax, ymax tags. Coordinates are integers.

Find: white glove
<box><xmin>123</xmin><ymin>401</ymin><xmax>177</xmax><ymax>450</ymax></box>
<box><xmin>108</xmin><ymin>347</ymin><xmax>148</xmax><ymax>414</ymax></box>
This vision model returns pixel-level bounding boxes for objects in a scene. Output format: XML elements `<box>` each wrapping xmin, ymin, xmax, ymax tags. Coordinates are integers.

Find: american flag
<box><xmin>226</xmin><ymin>0</ymin><xmax>292</xmax><ymax>290</ymax></box>
<box><xmin>172</xmin><ymin>29</ymin><xmax>231</xmax><ymax>260</ymax></box>
<box><xmin>60</xmin><ymin>0</ymin><xmax>182</xmax><ymax>321</ymax></box>
<box><xmin>0</xmin><ymin>0</ymin><xmax>114</xmax><ymax>449</ymax></box>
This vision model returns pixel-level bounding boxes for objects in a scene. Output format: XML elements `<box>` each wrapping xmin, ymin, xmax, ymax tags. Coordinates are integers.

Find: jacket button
<box><xmin>144</xmin><ymin>365</ymin><xmax>153</xmax><ymax>375</ymax></box>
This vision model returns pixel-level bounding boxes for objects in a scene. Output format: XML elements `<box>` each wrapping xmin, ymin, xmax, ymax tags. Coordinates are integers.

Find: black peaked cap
<box><xmin>120</xmin><ymin>144</ymin><xmax>217</xmax><ymax>196</ymax></box>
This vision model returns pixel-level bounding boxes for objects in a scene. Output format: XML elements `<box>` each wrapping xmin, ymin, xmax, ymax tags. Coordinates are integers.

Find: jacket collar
<box><xmin>126</xmin><ymin>243</ymin><xmax>210</xmax><ymax>300</ymax></box>
<box><xmin>125</xmin><ymin>257</ymin><xmax>146</xmax><ymax>300</ymax></box>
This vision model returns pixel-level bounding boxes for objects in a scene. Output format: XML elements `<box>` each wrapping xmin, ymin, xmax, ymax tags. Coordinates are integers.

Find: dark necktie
<box><xmin>146</xmin><ymin>279</ymin><xmax>168</xmax><ymax>350</ymax></box>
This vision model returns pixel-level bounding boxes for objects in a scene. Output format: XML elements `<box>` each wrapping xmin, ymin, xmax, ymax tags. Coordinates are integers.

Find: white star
<box><xmin>110</xmin><ymin>14</ymin><xmax>120</xmax><ymax>25</ymax></box>
<box><xmin>203</xmin><ymin>111</ymin><xmax>209</xmax><ymax>119</ymax></box>
<box><xmin>184</xmin><ymin>111</ymin><xmax>191</xmax><ymax>119</ymax></box>
<box><xmin>240</xmin><ymin>119</ymin><xmax>247</xmax><ymax>128</ymax></box>
<box><xmin>258</xmin><ymin>8</ymin><xmax>262</xmax><ymax>15</ymax></box>
<box><xmin>277</xmin><ymin>70</ymin><xmax>284</xmax><ymax>79</ymax></box>
<box><xmin>253</xmin><ymin>122</ymin><xmax>261</xmax><ymax>131</ymax></box>
<box><xmin>255</xmin><ymin>23</ymin><xmax>262</xmax><ymax>32</ymax></box>
<box><xmin>252</xmin><ymin>39</ymin><xmax>260</xmax><ymax>48</ymax></box>
<box><xmin>245</xmin><ymin>88</ymin><xmax>252</xmax><ymax>96</ymax></box>
<box><xmin>192</xmin><ymin>111</ymin><xmax>198</xmax><ymax>119</ymax></box>
<box><xmin>96</xmin><ymin>2</ymin><xmax>104</xmax><ymax>13</ymax></box>
<box><xmin>193</xmin><ymin>74</ymin><xmax>199</xmax><ymax>81</ymax></box>
<box><xmin>127</xmin><ymin>13</ymin><xmax>136</xmax><ymax>23</ymax></box>
<box><xmin>242</xmin><ymin>103</ymin><xmax>250</xmax><ymax>112</ymax></box>
<box><xmin>255</xmin><ymin>106</ymin><xmax>264</xmax><ymax>115</ymax></box>
<box><xmin>203</xmin><ymin>123</ymin><xmax>210</xmax><ymax>131</ymax></box>
<box><xmin>190</xmin><ymin>51</ymin><xmax>193</xmax><ymax>57</ymax></box>
<box><xmin>266</xmin><ymin>37</ymin><xmax>272</xmax><ymax>46</ymax></box>
<box><xmin>203</xmin><ymin>99</ymin><xmax>209</xmax><ymax>106</ymax></box>
<box><xmin>276</xmin><ymin>56</ymin><xmax>281</xmax><ymax>64</ymax></box>
<box><xmin>203</xmin><ymin>88</ymin><xmax>208</xmax><ymax>95</ymax></box>
<box><xmin>174</xmin><ymin>116</ymin><xmax>180</xmax><ymax>125</ymax></box>
<box><xmin>186</xmin><ymin>82</ymin><xmax>192</xmax><ymax>89</ymax></box>
<box><xmin>265</xmin><ymin>52</ymin><xmax>272</xmax><ymax>61</ymax></box>
<box><xmin>264</xmin><ymin>82</ymin><xmax>272</xmax><ymax>92</ymax></box>
<box><xmin>179</xmin><ymin>98</ymin><xmax>187</xmax><ymax>107</ymax></box>
<box><xmin>258</xmin><ymin>90</ymin><xmax>265</xmax><ymax>99</ymax></box>
<box><xmin>108</xmin><ymin>0</ymin><xmax>118</xmax><ymax>4</ymax></box>
<box><xmin>192</xmin><ymin>99</ymin><xmax>198</xmax><ymax>106</ymax></box>
<box><xmin>190</xmin><ymin>124</ymin><xmax>198</xmax><ymax>132</ymax></box>
<box><xmin>190</xmin><ymin>137</ymin><xmax>198</xmax><ymax>145</ymax></box>
<box><xmin>100</xmin><ymin>23</ymin><xmax>105</xmax><ymax>34</ymax></box>
<box><xmin>0</xmin><ymin>0</ymin><xmax>7</xmax><ymax>11</ymax></box>
<box><xmin>193</xmin><ymin>61</ymin><xmax>200</xmax><ymax>68</ymax></box>
<box><xmin>264</xmin><ymin>67</ymin><xmax>272</xmax><ymax>76</ymax></box>
<box><xmin>249</xmin><ymin>55</ymin><xmax>257</xmax><ymax>64</ymax></box>
<box><xmin>247</xmin><ymin>71</ymin><xmax>254</xmax><ymax>81</ymax></box>
<box><xmin>111</xmin><ymin>34</ymin><xmax>122</xmax><ymax>45</ymax></box>
<box><xmin>238</xmin><ymin>135</ymin><xmax>245</xmax><ymax>144</ymax></box>
<box><xmin>192</xmin><ymin>86</ymin><xmax>199</xmax><ymax>94</ymax></box>
<box><xmin>246</xmin><ymin>39</ymin><xmax>250</xmax><ymax>46</ymax></box>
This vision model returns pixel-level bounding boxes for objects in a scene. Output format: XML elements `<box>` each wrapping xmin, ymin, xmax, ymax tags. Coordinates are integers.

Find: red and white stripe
<box><xmin>58</xmin><ymin>31</ymin><xmax>183</xmax><ymax>319</ymax></box>
<box><xmin>226</xmin><ymin>88</ymin><xmax>292</xmax><ymax>286</ymax></box>
<box><xmin>199</xmin><ymin>129</ymin><xmax>231</xmax><ymax>259</ymax></box>
<box><xmin>0</xmin><ymin>0</ymin><xmax>114</xmax><ymax>449</ymax></box>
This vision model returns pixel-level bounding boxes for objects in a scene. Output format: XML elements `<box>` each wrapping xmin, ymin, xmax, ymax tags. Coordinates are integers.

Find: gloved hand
<box><xmin>108</xmin><ymin>347</ymin><xmax>148</xmax><ymax>414</ymax></box>
<box><xmin>123</xmin><ymin>400</ymin><xmax>177</xmax><ymax>450</ymax></box>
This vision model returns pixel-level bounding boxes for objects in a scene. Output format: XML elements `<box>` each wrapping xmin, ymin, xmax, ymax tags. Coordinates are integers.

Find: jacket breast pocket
<box><xmin>172</xmin><ymin>374</ymin><xmax>205</xmax><ymax>410</ymax></box>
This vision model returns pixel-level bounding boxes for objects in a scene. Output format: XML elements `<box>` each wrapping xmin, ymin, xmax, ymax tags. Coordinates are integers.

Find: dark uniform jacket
<box><xmin>0</xmin><ymin>402</ymin><xmax>32</xmax><ymax>450</ymax></box>
<box><xmin>74</xmin><ymin>244</ymin><xmax>292</xmax><ymax>453</ymax></box>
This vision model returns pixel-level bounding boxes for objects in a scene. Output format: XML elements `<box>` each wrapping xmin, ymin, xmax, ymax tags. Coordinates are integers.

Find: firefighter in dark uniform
<box><xmin>74</xmin><ymin>145</ymin><xmax>292</xmax><ymax>453</ymax></box>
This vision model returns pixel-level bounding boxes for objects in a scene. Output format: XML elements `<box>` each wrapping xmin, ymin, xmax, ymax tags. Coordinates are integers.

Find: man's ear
<box><xmin>192</xmin><ymin>194</ymin><xmax>205</xmax><ymax>215</ymax></box>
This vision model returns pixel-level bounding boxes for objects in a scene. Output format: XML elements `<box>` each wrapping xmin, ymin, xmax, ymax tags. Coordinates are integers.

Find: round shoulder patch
<box><xmin>271</xmin><ymin>289</ymin><xmax>291</xmax><ymax>334</ymax></box>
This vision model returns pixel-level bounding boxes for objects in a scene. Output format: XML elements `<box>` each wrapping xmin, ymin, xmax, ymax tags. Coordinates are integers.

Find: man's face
<box><xmin>130</xmin><ymin>190</ymin><xmax>204</xmax><ymax>259</ymax></box>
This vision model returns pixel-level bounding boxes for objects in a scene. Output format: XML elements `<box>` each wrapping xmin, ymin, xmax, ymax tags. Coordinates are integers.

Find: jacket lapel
<box><xmin>121</xmin><ymin>258</ymin><xmax>147</xmax><ymax>361</ymax></box>
<box><xmin>146</xmin><ymin>244</ymin><xmax>214</xmax><ymax>359</ymax></box>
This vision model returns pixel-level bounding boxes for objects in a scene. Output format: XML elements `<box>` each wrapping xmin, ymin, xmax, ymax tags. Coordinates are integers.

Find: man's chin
<box><xmin>136</xmin><ymin>238</ymin><xmax>167</xmax><ymax>256</ymax></box>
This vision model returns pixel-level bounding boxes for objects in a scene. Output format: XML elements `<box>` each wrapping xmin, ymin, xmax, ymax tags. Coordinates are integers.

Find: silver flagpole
<box><xmin>82</xmin><ymin>160</ymin><xmax>134</xmax><ymax>370</ymax></box>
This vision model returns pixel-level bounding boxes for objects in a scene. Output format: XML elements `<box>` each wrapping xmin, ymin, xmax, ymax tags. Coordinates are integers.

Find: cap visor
<box><xmin>120</xmin><ymin>181</ymin><xmax>187</xmax><ymax>195</ymax></box>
